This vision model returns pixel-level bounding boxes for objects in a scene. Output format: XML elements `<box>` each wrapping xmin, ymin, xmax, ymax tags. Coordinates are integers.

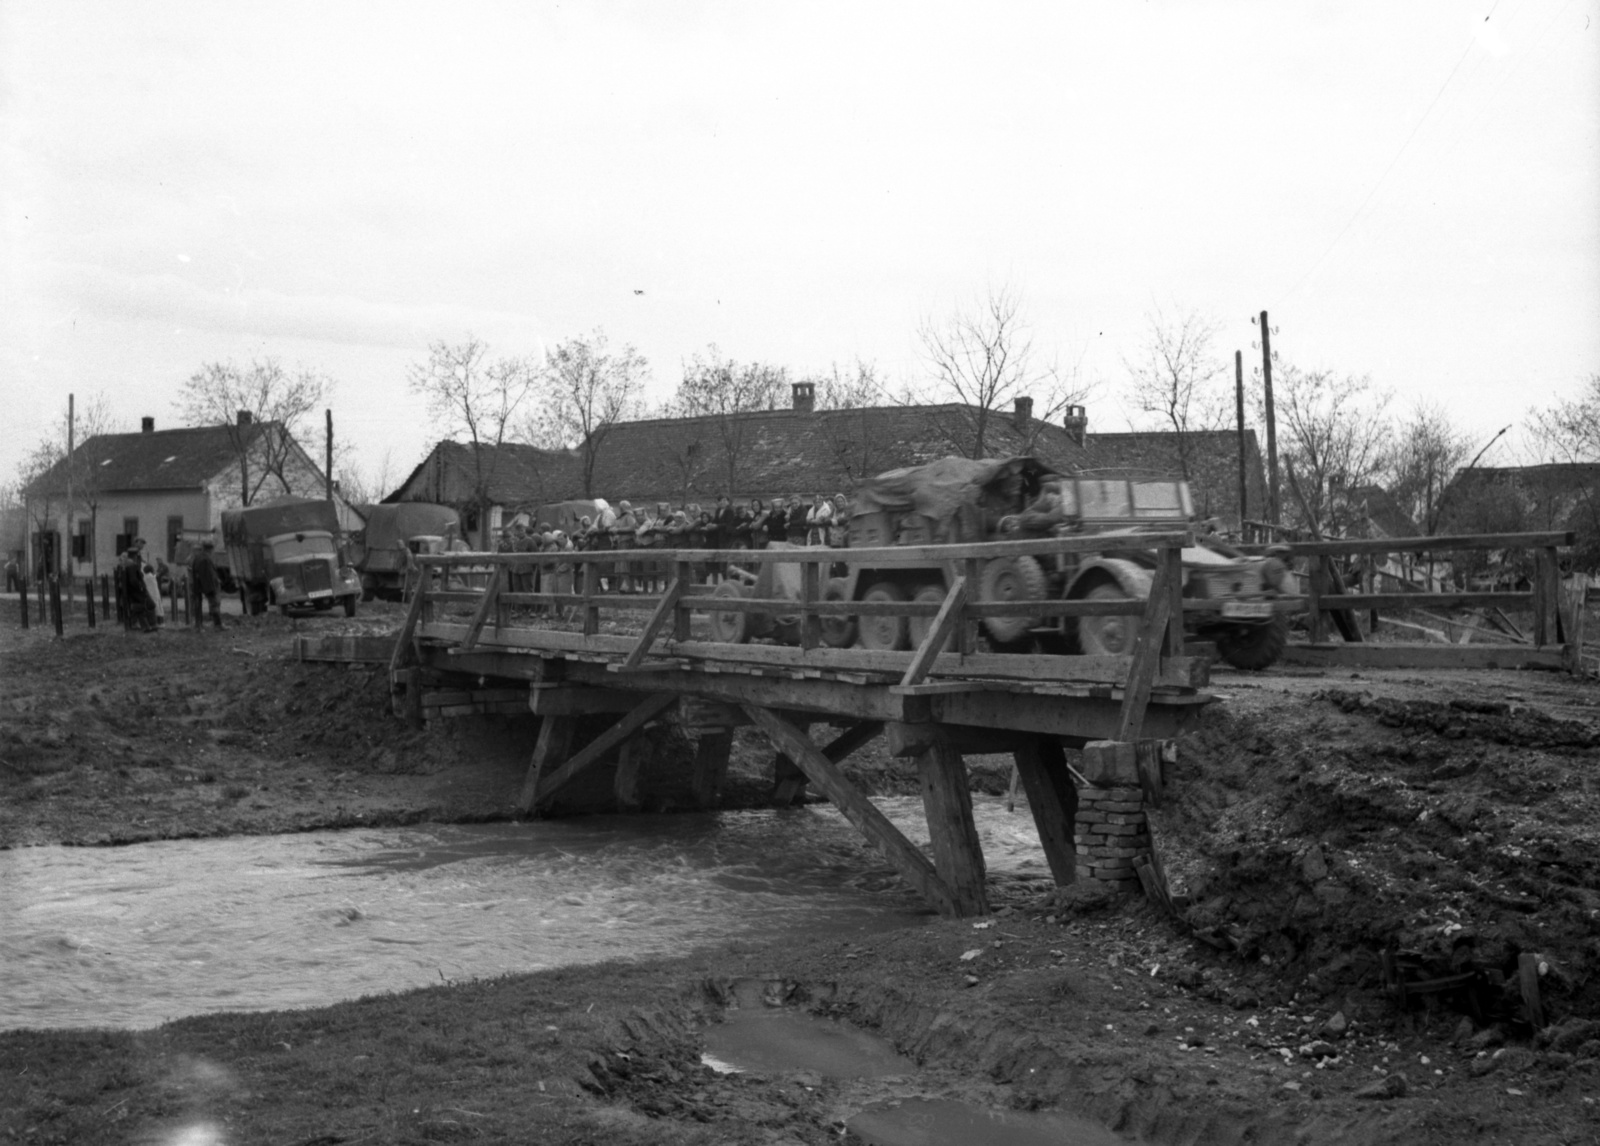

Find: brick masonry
<box><xmin>1074</xmin><ymin>783</ymin><xmax>1149</xmax><ymax>892</ymax></box>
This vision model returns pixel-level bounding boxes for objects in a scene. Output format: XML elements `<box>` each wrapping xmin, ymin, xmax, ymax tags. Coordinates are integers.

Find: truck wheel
<box><xmin>1217</xmin><ymin>614</ymin><xmax>1287</xmax><ymax>670</ymax></box>
<box><xmin>979</xmin><ymin>556</ymin><xmax>1045</xmax><ymax>644</ymax></box>
<box><xmin>906</xmin><ymin>583</ymin><xmax>951</xmax><ymax>651</ymax></box>
<box><xmin>1077</xmin><ymin>583</ymin><xmax>1138</xmax><ymax>656</ymax></box>
<box><xmin>820</xmin><ymin>577</ymin><xmax>856</xmax><ymax>648</ymax></box>
<box><xmin>707</xmin><ymin>581</ymin><xmax>750</xmax><ymax>644</ymax></box>
<box><xmin>857</xmin><ymin>582</ymin><xmax>909</xmax><ymax>651</ymax></box>
<box><xmin>343</xmin><ymin>595</ymin><xmax>358</xmax><ymax>618</ymax></box>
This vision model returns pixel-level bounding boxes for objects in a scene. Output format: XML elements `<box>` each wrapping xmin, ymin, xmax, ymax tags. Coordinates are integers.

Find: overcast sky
<box><xmin>3</xmin><ymin>0</ymin><xmax>1596</xmax><ymax>494</ymax></box>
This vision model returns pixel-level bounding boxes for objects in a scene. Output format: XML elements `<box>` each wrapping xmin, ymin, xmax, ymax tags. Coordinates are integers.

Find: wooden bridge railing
<box><xmin>1238</xmin><ymin>530</ymin><xmax>1579</xmax><ymax>653</ymax></box>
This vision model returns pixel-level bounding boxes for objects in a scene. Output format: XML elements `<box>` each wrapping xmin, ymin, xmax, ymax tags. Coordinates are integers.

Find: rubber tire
<box><xmin>857</xmin><ymin>581</ymin><xmax>909</xmax><ymax>651</ymax></box>
<box><xmin>343</xmin><ymin>594</ymin><xmax>358</xmax><ymax>618</ymax></box>
<box><xmin>979</xmin><ymin>555</ymin><xmax>1046</xmax><ymax>644</ymax></box>
<box><xmin>1077</xmin><ymin>582</ymin><xmax>1139</xmax><ymax>657</ymax></box>
<box><xmin>708</xmin><ymin>581</ymin><xmax>751</xmax><ymax>644</ymax></box>
<box><xmin>820</xmin><ymin>577</ymin><xmax>857</xmax><ymax>648</ymax></box>
<box><xmin>1216</xmin><ymin>613</ymin><xmax>1288</xmax><ymax>670</ymax></box>
<box><xmin>906</xmin><ymin>583</ymin><xmax>951</xmax><ymax>652</ymax></box>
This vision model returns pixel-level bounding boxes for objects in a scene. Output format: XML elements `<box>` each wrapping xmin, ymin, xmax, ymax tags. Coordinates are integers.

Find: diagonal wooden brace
<box><xmin>742</xmin><ymin>704</ymin><xmax>963</xmax><ymax>917</ymax></box>
<box><xmin>1115</xmin><ymin>555</ymin><xmax>1175</xmax><ymax>742</ymax></box>
<box><xmin>460</xmin><ymin>563</ymin><xmax>506</xmax><ymax>653</ymax></box>
<box><xmin>622</xmin><ymin>578</ymin><xmax>685</xmax><ymax>669</ymax></box>
<box><xmin>531</xmin><ymin>692</ymin><xmax>676</xmax><ymax>809</ymax></box>
<box><xmin>899</xmin><ymin>575</ymin><xmax>968</xmax><ymax>688</ymax></box>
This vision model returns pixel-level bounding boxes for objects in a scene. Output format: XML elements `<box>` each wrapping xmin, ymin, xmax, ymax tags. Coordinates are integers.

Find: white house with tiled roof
<box><xmin>21</xmin><ymin>413</ymin><xmax>355</xmax><ymax>580</ymax></box>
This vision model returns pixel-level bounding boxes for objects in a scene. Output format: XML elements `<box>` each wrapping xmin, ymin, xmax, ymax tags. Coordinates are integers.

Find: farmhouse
<box><xmin>20</xmin><ymin>413</ymin><xmax>356</xmax><ymax>580</ymax></box>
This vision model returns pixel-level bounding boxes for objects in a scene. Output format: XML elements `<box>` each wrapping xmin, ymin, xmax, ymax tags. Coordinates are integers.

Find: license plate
<box><xmin>308</xmin><ymin>589</ymin><xmax>332</xmax><ymax>599</ymax></box>
<box><xmin>1221</xmin><ymin>600</ymin><xmax>1272</xmax><ymax>619</ymax></box>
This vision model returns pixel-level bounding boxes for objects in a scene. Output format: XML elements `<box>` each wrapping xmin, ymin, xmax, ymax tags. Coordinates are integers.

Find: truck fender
<box><xmin>1064</xmin><ymin>557</ymin><xmax>1153</xmax><ymax>601</ymax></box>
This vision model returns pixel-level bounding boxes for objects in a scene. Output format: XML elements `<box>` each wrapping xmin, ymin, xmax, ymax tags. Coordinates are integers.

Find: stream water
<box><xmin>0</xmin><ymin>795</ymin><xmax>1052</xmax><ymax>1031</ymax></box>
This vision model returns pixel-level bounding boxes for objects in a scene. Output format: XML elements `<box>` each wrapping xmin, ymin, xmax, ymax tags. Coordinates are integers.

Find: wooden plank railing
<box><xmin>1239</xmin><ymin>530</ymin><xmax>1577</xmax><ymax>650</ymax></box>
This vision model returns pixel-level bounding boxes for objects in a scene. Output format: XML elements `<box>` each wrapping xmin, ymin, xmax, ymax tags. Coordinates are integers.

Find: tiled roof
<box><xmin>24</xmin><ymin>424</ymin><xmax>273</xmax><ymax>495</ymax></box>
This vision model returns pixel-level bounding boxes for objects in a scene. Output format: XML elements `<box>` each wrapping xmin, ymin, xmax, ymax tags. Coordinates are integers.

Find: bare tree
<box><xmin>14</xmin><ymin>393</ymin><xmax>124</xmax><ymax>578</ymax></box>
<box><xmin>408</xmin><ymin>336</ymin><xmax>540</xmax><ymax>547</ymax></box>
<box><xmin>1125</xmin><ymin>307</ymin><xmax>1227</xmax><ymax>480</ymax></box>
<box><xmin>809</xmin><ymin>359</ymin><xmax>886</xmax><ymax>411</ymax></box>
<box><xmin>176</xmin><ymin>358</ymin><xmax>332</xmax><ymax>506</ymax></box>
<box><xmin>59</xmin><ymin>393</ymin><xmax>122</xmax><ymax>578</ymax></box>
<box><xmin>16</xmin><ymin>440</ymin><xmax>65</xmax><ymax>578</ymax></box>
<box><xmin>1528</xmin><ymin>373</ymin><xmax>1600</xmax><ymax>570</ymax></box>
<box><xmin>334</xmin><ymin>443</ymin><xmax>399</xmax><ymax>507</ymax></box>
<box><xmin>915</xmin><ymin>284</ymin><xmax>1089</xmax><ymax>457</ymax></box>
<box><xmin>668</xmin><ymin>346</ymin><xmax>787</xmax><ymax>495</ymax></box>
<box><xmin>1388</xmin><ymin>402</ymin><xmax>1471</xmax><ymax>534</ymax></box>
<box><xmin>1267</xmin><ymin>364</ymin><xmax>1393</xmax><ymax>536</ymax></box>
<box><xmin>521</xmin><ymin>329</ymin><xmax>649</xmax><ymax>498</ymax></box>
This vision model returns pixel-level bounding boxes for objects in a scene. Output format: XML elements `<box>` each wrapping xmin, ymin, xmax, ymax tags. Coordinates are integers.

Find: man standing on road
<box><xmin>190</xmin><ymin>541</ymin><xmax>224</xmax><ymax>630</ymax></box>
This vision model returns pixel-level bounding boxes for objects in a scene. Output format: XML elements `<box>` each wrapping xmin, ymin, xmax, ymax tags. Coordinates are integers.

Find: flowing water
<box><xmin>0</xmin><ymin>795</ymin><xmax>1051</xmax><ymax>1031</ymax></box>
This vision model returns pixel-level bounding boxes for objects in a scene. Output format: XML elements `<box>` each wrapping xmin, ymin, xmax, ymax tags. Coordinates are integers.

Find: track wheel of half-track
<box><xmin>1216</xmin><ymin>613</ymin><xmax>1288</xmax><ymax>670</ymax></box>
<box><xmin>978</xmin><ymin>555</ymin><xmax>1046</xmax><ymax>644</ymax></box>
<box><xmin>707</xmin><ymin>580</ymin><xmax>751</xmax><ymax>644</ymax></box>
<box><xmin>857</xmin><ymin>581</ymin><xmax>909</xmax><ymax>651</ymax></box>
<box><xmin>906</xmin><ymin>583</ymin><xmax>952</xmax><ymax>652</ymax></box>
<box><xmin>820</xmin><ymin>577</ymin><xmax>857</xmax><ymax>648</ymax></box>
<box><xmin>1076</xmin><ymin>582</ymin><xmax>1138</xmax><ymax>657</ymax></box>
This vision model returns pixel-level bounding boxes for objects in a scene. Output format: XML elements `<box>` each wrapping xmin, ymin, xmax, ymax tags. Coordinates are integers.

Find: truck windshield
<box><xmin>269</xmin><ymin>532</ymin><xmax>336</xmax><ymax>560</ymax></box>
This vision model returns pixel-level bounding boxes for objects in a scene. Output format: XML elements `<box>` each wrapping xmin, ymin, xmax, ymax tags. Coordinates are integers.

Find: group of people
<box><xmin>119</xmin><ymin>537</ymin><xmax>224</xmax><ymax>632</ymax></box>
<box><xmin>492</xmin><ymin>493</ymin><xmax>853</xmax><ymax>596</ymax></box>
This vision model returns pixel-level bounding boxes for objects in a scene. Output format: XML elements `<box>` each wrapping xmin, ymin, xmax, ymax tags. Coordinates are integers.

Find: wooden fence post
<box><xmin>49</xmin><ymin>576</ymin><xmax>63</xmax><ymax>637</ymax></box>
<box><xmin>85</xmin><ymin>578</ymin><xmax>96</xmax><ymax>628</ymax></box>
<box><xmin>17</xmin><ymin>577</ymin><xmax>27</xmax><ymax>630</ymax></box>
<box><xmin>1308</xmin><ymin>558</ymin><xmax>1328</xmax><ymax>644</ymax></box>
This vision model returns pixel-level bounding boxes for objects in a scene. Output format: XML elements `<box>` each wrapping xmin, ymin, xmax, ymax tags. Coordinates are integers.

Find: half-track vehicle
<box><xmin>707</xmin><ymin>456</ymin><xmax>1293</xmax><ymax>669</ymax></box>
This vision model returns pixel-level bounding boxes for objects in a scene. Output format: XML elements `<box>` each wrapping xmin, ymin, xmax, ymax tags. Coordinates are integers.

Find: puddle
<box><xmin>847</xmin><ymin>1097</ymin><xmax>1132</xmax><ymax>1146</ymax></box>
<box><xmin>701</xmin><ymin>1007</ymin><xmax>917</xmax><ymax>1079</ymax></box>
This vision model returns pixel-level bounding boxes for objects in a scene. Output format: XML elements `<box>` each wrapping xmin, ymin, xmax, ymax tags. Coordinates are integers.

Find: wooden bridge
<box><xmin>388</xmin><ymin>533</ymin><xmax>1212</xmax><ymax>918</ymax></box>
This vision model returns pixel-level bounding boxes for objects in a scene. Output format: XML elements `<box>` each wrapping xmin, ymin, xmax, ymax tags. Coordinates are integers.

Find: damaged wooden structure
<box><xmin>1244</xmin><ymin>530</ymin><xmax>1586</xmax><ymax>671</ymax></box>
<box><xmin>389</xmin><ymin>534</ymin><xmax>1211</xmax><ymax>918</ymax></box>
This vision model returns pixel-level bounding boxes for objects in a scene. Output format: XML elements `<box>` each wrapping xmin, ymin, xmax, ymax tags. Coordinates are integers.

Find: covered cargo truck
<box><xmin>221</xmin><ymin>497</ymin><xmax>361</xmax><ymax>617</ymax></box>
<box><xmin>351</xmin><ymin>503</ymin><xmax>460</xmax><ymax>601</ymax></box>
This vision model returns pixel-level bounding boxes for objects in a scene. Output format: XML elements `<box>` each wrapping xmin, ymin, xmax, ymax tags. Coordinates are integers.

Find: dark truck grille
<box><xmin>301</xmin><ymin>561</ymin><xmax>334</xmax><ymax>594</ymax></box>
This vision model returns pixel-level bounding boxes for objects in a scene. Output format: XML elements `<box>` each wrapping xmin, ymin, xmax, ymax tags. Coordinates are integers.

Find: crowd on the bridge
<box><xmin>496</xmin><ymin>492</ymin><xmax>851</xmax><ymax>557</ymax></box>
<box><xmin>490</xmin><ymin>493</ymin><xmax>852</xmax><ymax>595</ymax></box>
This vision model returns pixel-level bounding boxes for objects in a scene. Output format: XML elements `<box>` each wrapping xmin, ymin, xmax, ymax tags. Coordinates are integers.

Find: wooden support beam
<box><xmin>916</xmin><ymin>739</ymin><xmax>989</xmax><ymax>916</ymax></box>
<box><xmin>614</xmin><ymin>739</ymin><xmax>645</xmax><ymax>811</ymax></box>
<box><xmin>821</xmin><ymin>720</ymin><xmax>885</xmax><ymax>764</ymax></box>
<box><xmin>899</xmin><ymin>575</ymin><xmax>968</xmax><ymax>688</ymax></box>
<box><xmin>1114</xmin><ymin>557</ymin><xmax>1175</xmax><ymax>742</ymax></box>
<box><xmin>742</xmin><ymin>704</ymin><xmax>963</xmax><ymax>917</ymax></box>
<box><xmin>800</xmin><ymin>559</ymin><xmax>822</xmax><ymax>651</ymax></box>
<box><xmin>1158</xmin><ymin>547</ymin><xmax>1184</xmax><ymax>656</ymax></box>
<box><xmin>1308</xmin><ymin>558</ymin><xmax>1329</xmax><ymax>645</ymax></box>
<box><xmin>518</xmin><ymin>715</ymin><xmax>576</xmax><ymax>813</ymax></box>
<box><xmin>772</xmin><ymin>716</ymin><xmax>814</xmax><ymax>806</ymax></box>
<box><xmin>690</xmin><ymin>729</ymin><xmax>733</xmax><ymax>807</ymax></box>
<box><xmin>1011</xmin><ymin>737</ymin><xmax>1077</xmax><ymax>886</ymax></box>
<box><xmin>459</xmin><ymin>564</ymin><xmax>506</xmax><ymax>653</ymax></box>
<box><xmin>621</xmin><ymin>576</ymin><xmax>685</xmax><ymax>669</ymax></box>
<box><xmin>1277</xmin><ymin>643</ymin><xmax>1568</xmax><ymax>671</ymax></box>
<box><xmin>673</xmin><ymin>560</ymin><xmax>693</xmax><ymax>642</ymax></box>
<box><xmin>389</xmin><ymin>579</ymin><xmax>428</xmax><ymax>674</ymax></box>
<box><xmin>581</xmin><ymin>559</ymin><xmax>600</xmax><ymax>637</ymax></box>
<box><xmin>532</xmin><ymin>693</ymin><xmax>675</xmax><ymax>808</ymax></box>
<box><xmin>529</xmin><ymin>686</ymin><xmax>642</xmax><ymax>717</ymax></box>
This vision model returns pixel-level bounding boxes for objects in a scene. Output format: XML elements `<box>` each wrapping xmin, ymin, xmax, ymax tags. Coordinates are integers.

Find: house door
<box><xmin>166</xmin><ymin>516</ymin><xmax>184</xmax><ymax>563</ymax></box>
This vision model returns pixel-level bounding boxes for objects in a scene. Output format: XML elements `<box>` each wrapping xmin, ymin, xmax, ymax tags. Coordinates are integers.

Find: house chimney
<box><xmin>791</xmin><ymin>381</ymin><xmax>815</xmax><ymax>413</ymax></box>
<box><xmin>1064</xmin><ymin>404</ymin><xmax>1087</xmax><ymax>447</ymax></box>
<box><xmin>141</xmin><ymin>416</ymin><xmax>155</xmax><ymax>433</ymax></box>
<box><xmin>1012</xmin><ymin>396</ymin><xmax>1033</xmax><ymax>433</ymax></box>
<box><xmin>237</xmin><ymin>410</ymin><xmax>253</xmax><ymax>426</ymax></box>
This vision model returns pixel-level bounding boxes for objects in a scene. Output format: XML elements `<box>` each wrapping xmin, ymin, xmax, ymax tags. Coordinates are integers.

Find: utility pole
<box><xmin>1234</xmin><ymin>351</ymin><xmax>1247</xmax><ymax>532</ymax></box>
<box><xmin>1259</xmin><ymin>311</ymin><xmax>1280</xmax><ymax>528</ymax></box>
<box><xmin>325</xmin><ymin>409</ymin><xmax>334</xmax><ymax>503</ymax></box>
<box><xmin>65</xmin><ymin>394</ymin><xmax>75</xmax><ymax>604</ymax></box>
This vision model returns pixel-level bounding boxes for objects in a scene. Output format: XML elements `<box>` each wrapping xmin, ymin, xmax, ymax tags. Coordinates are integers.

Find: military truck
<box><xmin>350</xmin><ymin>502</ymin><xmax>460</xmax><ymax>601</ymax></box>
<box><xmin>221</xmin><ymin>497</ymin><xmax>361</xmax><ymax>617</ymax></box>
<box><xmin>173</xmin><ymin>528</ymin><xmax>237</xmax><ymax>593</ymax></box>
<box><xmin>706</xmin><ymin>456</ymin><xmax>1293</xmax><ymax>669</ymax></box>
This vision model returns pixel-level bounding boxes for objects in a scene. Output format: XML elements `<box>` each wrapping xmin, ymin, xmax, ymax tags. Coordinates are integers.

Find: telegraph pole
<box><xmin>325</xmin><ymin>409</ymin><xmax>335</xmax><ymax>503</ymax></box>
<box><xmin>65</xmin><ymin>394</ymin><xmax>75</xmax><ymax>606</ymax></box>
<box><xmin>1234</xmin><ymin>351</ymin><xmax>1247</xmax><ymax>530</ymax></box>
<box><xmin>1259</xmin><ymin>311</ymin><xmax>1280</xmax><ymax>527</ymax></box>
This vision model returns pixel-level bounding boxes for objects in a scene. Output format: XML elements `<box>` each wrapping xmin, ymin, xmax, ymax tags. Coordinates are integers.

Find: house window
<box><xmin>167</xmin><ymin>516</ymin><xmax>183</xmax><ymax>562</ymax></box>
<box><xmin>71</xmin><ymin>520</ymin><xmax>90</xmax><ymax>561</ymax></box>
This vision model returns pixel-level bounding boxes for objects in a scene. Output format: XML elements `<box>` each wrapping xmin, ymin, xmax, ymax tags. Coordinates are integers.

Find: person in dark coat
<box><xmin>190</xmin><ymin>541</ymin><xmax>224</xmax><ymax>630</ymax></box>
<box><xmin>122</xmin><ymin>549</ymin><xmax>156</xmax><ymax>632</ymax></box>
